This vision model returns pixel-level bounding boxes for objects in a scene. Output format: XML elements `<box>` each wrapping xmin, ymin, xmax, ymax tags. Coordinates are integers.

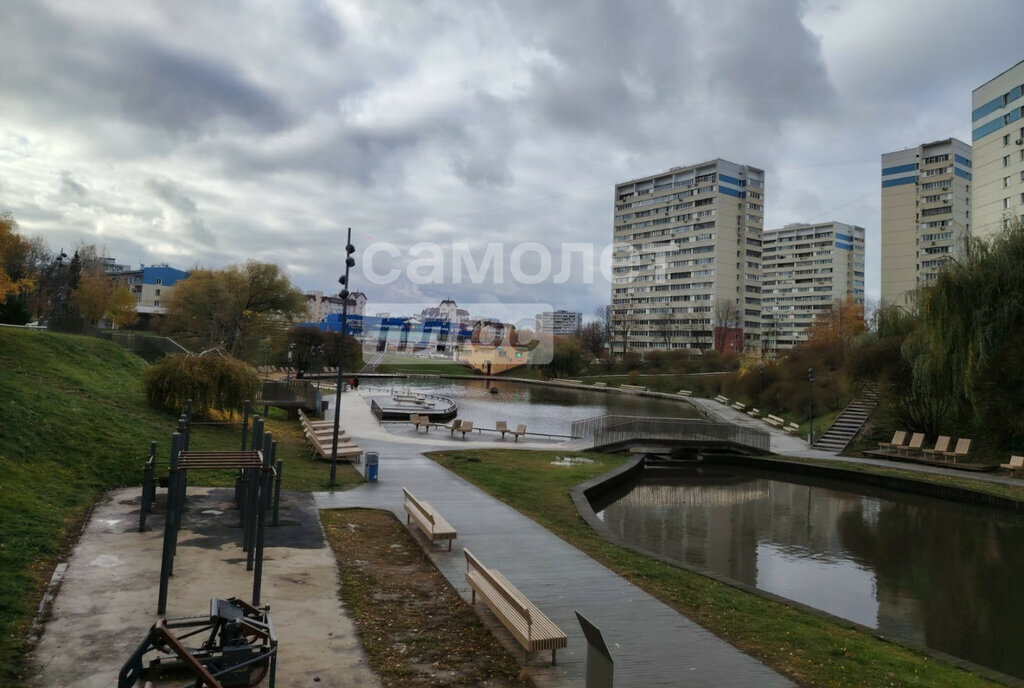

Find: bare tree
<box><xmin>713</xmin><ymin>299</ymin><xmax>741</xmax><ymax>353</ymax></box>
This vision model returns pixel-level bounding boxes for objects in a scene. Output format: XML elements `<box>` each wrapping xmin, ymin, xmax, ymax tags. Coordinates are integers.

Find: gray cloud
<box><xmin>1</xmin><ymin>0</ymin><xmax>1023</xmax><ymax>313</ymax></box>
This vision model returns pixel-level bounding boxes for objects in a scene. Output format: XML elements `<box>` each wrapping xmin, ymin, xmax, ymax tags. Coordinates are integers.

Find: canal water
<box><xmin>361</xmin><ymin>378</ymin><xmax>702</xmax><ymax>436</ymax></box>
<box><xmin>594</xmin><ymin>466</ymin><xmax>1024</xmax><ymax>679</ymax></box>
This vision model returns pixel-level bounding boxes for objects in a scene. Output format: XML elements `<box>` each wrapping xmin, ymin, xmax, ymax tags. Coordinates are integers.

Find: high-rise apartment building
<box><xmin>761</xmin><ymin>222</ymin><xmax>865</xmax><ymax>353</ymax></box>
<box><xmin>972</xmin><ymin>60</ymin><xmax>1024</xmax><ymax>238</ymax></box>
<box><xmin>880</xmin><ymin>138</ymin><xmax>972</xmax><ymax>307</ymax></box>
<box><xmin>612</xmin><ymin>159</ymin><xmax>764</xmax><ymax>353</ymax></box>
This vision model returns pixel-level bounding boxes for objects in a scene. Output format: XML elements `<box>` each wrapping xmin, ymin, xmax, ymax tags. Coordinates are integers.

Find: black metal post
<box><xmin>157</xmin><ymin>431</ymin><xmax>182</xmax><ymax>614</ymax></box>
<box><xmin>808</xmin><ymin>367</ymin><xmax>815</xmax><ymax>445</ymax></box>
<box><xmin>273</xmin><ymin>460</ymin><xmax>283</xmax><ymax>527</ymax></box>
<box><xmin>241</xmin><ymin>400</ymin><xmax>250</xmax><ymax>451</ymax></box>
<box><xmin>757</xmin><ymin>365</ymin><xmax>763</xmax><ymax>408</ymax></box>
<box><xmin>252</xmin><ymin>431</ymin><xmax>272</xmax><ymax>604</ymax></box>
<box><xmin>331</xmin><ymin>228</ymin><xmax>356</xmax><ymax>487</ymax></box>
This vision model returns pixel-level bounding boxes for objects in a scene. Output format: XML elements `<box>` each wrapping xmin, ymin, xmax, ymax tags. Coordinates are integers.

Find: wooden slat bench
<box><xmin>765</xmin><ymin>414</ymin><xmax>785</xmax><ymax>428</ymax></box>
<box><xmin>619</xmin><ymin>384</ymin><xmax>647</xmax><ymax>392</ymax></box>
<box><xmin>592</xmin><ymin>381</ymin><xmax>607</xmax><ymax>388</ymax></box>
<box><xmin>714</xmin><ymin>394</ymin><xmax>729</xmax><ymax>404</ymax></box>
<box><xmin>676</xmin><ymin>389</ymin><xmax>692</xmax><ymax>396</ymax></box>
<box><xmin>464</xmin><ymin>549</ymin><xmax>567</xmax><ymax>665</ymax></box>
<box><xmin>402</xmin><ymin>488</ymin><xmax>457</xmax><ymax>550</ymax></box>
<box><xmin>731</xmin><ymin>401</ymin><xmax>746</xmax><ymax>411</ymax></box>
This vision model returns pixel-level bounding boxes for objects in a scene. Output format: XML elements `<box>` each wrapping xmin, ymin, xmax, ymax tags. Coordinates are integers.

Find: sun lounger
<box><xmin>879</xmin><ymin>431</ymin><xmax>907</xmax><ymax>451</ymax></box>
<box><xmin>922</xmin><ymin>435</ymin><xmax>952</xmax><ymax>459</ymax></box>
<box><xmin>897</xmin><ymin>432</ymin><xmax>925</xmax><ymax>456</ymax></box>
<box><xmin>1000</xmin><ymin>455</ymin><xmax>1024</xmax><ymax>473</ymax></box>
<box><xmin>940</xmin><ymin>438</ymin><xmax>972</xmax><ymax>463</ymax></box>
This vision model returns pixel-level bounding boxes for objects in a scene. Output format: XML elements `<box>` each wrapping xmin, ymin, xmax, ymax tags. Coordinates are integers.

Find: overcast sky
<box><xmin>2</xmin><ymin>0</ymin><xmax>1022</xmax><ymax>316</ymax></box>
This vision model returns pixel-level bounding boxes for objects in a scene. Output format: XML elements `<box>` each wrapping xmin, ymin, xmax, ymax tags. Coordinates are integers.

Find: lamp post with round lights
<box><xmin>330</xmin><ymin>229</ymin><xmax>356</xmax><ymax>487</ymax></box>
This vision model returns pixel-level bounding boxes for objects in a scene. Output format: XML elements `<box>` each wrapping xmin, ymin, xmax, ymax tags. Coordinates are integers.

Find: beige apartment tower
<box><xmin>972</xmin><ymin>60</ymin><xmax>1024</xmax><ymax>238</ymax></box>
<box><xmin>612</xmin><ymin>159</ymin><xmax>764</xmax><ymax>353</ymax></box>
<box><xmin>761</xmin><ymin>222</ymin><xmax>865</xmax><ymax>353</ymax></box>
<box><xmin>880</xmin><ymin>138</ymin><xmax>971</xmax><ymax>308</ymax></box>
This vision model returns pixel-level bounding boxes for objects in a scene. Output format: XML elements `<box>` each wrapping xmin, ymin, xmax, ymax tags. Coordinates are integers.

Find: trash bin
<box><xmin>365</xmin><ymin>452</ymin><xmax>379</xmax><ymax>482</ymax></box>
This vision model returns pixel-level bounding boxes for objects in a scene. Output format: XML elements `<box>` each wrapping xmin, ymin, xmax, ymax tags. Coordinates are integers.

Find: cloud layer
<box><xmin>2</xmin><ymin>0</ymin><xmax>1023</xmax><ymax>314</ymax></box>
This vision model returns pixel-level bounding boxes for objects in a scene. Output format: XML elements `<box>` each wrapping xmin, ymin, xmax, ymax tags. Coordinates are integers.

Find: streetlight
<box><xmin>757</xmin><ymin>364</ymin><xmax>764</xmax><ymax>408</ymax></box>
<box><xmin>286</xmin><ymin>343</ymin><xmax>294</xmax><ymax>383</ymax></box>
<box><xmin>49</xmin><ymin>248</ymin><xmax>68</xmax><ymax>327</ymax></box>
<box><xmin>330</xmin><ymin>229</ymin><xmax>356</xmax><ymax>487</ymax></box>
<box><xmin>807</xmin><ymin>367</ymin><xmax>815</xmax><ymax>445</ymax></box>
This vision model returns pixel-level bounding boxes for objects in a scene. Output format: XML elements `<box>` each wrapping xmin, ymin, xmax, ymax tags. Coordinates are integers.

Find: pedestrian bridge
<box><xmin>571</xmin><ymin>415</ymin><xmax>771</xmax><ymax>455</ymax></box>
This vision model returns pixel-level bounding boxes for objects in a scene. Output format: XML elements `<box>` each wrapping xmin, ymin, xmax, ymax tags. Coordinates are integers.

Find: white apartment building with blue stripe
<box><xmin>880</xmin><ymin>138</ymin><xmax>971</xmax><ymax>307</ymax></box>
<box><xmin>612</xmin><ymin>159</ymin><xmax>764</xmax><ymax>352</ymax></box>
<box><xmin>972</xmin><ymin>59</ymin><xmax>1024</xmax><ymax>237</ymax></box>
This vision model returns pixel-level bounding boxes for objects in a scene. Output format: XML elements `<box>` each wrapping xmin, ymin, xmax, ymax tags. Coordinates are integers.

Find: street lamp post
<box><xmin>286</xmin><ymin>343</ymin><xmax>294</xmax><ymax>383</ymax></box>
<box><xmin>757</xmin><ymin>364</ymin><xmax>764</xmax><ymax>408</ymax></box>
<box><xmin>49</xmin><ymin>248</ymin><xmax>68</xmax><ymax>328</ymax></box>
<box><xmin>330</xmin><ymin>229</ymin><xmax>357</xmax><ymax>487</ymax></box>
<box><xmin>808</xmin><ymin>367</ymin><xmax>815</xmax><ymax>445</ymax></box>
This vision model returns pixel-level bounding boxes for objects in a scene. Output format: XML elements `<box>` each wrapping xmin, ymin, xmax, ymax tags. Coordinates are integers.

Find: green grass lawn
<box><xmin>0</xmin><ymin>328</ymin><xmax>361</xmax><ymax>682</ymax></box>
<box><xmin>427</xmin><ymin>448</ymin><xmax>1006</xmax><ymax>688</ymax></box>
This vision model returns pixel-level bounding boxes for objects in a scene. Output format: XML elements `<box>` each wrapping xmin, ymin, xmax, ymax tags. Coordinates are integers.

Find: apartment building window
<box><xmin>155</xmin><ymin>289</ymin><xmax>161</xmax><ymax>296</ymax></box>
<box><xmin>1004</xmin><ymin>197</ymin><xmax>1011</xmax><ymax>209</ymax></box>
<box><xmin>1005</xmin><ymin>134</ymin><xmax>1011</xmax><ymax>146</ymax></box>
<box><xmin>1005</xmin><ymin>155</ymin><xmax>1011</xmax><ymax>167</ymax></box>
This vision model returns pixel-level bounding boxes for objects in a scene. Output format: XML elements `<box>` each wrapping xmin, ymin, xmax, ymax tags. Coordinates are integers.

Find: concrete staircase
<box><xmin>811</xmin><ymin>384</ymin><xmax>878</xmax><ymax>454</ymax></box>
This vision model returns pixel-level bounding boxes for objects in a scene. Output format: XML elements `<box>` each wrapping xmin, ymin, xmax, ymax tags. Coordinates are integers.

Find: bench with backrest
<box><xmin>620</xmin><ymin>384</ymin><xmax>647</xmax><ymax>392</ymax></box>
<box><xmin>765</xmin><ymin>414</ymin><xmax>785</xmax><ymax>428</ymax></box>
<box><xmin>676</xmin><ymin>389</ymin><xmax>692</xmax><ymax>396</ymax></box>
<box><xmin>784</xmin><ymin>422</ymin><xmax>800</xmax><ymax>435</ymax></box>
<box><xmin>496</xmin><ymin>421</ymin><xmax>510</xmax><ymax>438</ymax></box>
<box><xmin>449</xmin><ymin>420</ymin><xmax>473</xmax><ymax>438</ymax></box>
<box><xmin>402</xmin><ymin>488</ymin><xmax>456</xmax><ymax>550</ymax></box>
<box><xmin>410</xmin><ymin>414</ymin><xmax>433</xmax><ymax>432</ymax></box>
<box><xmin>592</xmin><ymin>381</ymin><xmax>607</xmax><ymax>388</ymax></box>
<box><xmin>731</xmin><ymin>401</ymin><xmax>746</xmax><ymax>411</ymax></box>
<box><xmin>561</xmin><ymin>379</ymin><xmax>582</xmax><ymax>384</ymax></box>
<box><xmin>1000</xmin><ymin>455</ymin><xmax>1024</xmax><ymax>473</ymax></box>
<box><xmin>510</xmin><ymin>424</ymin><xmax>527</xmax><ymax>441</ymax></box>
<box><xmin>747</xmin><ymin>407</ymin><xmax>761</xmax><ymax>418</ymax></box>
<box><xmin>714</xmin><ymin>395</ymin><xmax>730</xmax><ymax>404</ymax></box>
<box><xmin>464</xmin><ymin>549</ymin><xmax>567</xmax><ymax>665</ymax></box>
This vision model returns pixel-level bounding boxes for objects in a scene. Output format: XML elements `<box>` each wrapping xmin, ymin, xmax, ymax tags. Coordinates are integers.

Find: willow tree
<box><xmin>907</xmin><ymin>221</ymin><xmax>1024</xmax><ymax>441</ymax></box>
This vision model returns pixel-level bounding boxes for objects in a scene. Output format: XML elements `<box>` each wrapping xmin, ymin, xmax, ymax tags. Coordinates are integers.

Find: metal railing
<box><xmin>257</xmin><ymin>380</ymin><xmax>321</xmax><ymax>410</ymax></box>
<box><xmin>96</xmin><ymin>331</ymin><xmax>190</xmax><ymax>360</ymax></box>
<box><xmin>572</xmin><ymin>414</ymin><xmax>771</xmax><ymax>454</ymax></box>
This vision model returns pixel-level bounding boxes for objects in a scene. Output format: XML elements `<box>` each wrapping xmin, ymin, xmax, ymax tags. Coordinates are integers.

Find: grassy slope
<box><xmin>428</xmin><ymin>449</ymin><xmax>1005</xmax><ymax>688</ymax></box>
<box><xmin>0</xmin><ymin>328</ymin><xmax>360</xmax><ymax>681</ymax></box>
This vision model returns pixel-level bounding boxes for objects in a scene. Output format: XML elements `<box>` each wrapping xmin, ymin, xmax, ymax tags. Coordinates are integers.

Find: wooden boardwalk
<box><xmin>314</xmin><ymin>439</ymin><xmax>793</xmax><ymax>687</ymax></box>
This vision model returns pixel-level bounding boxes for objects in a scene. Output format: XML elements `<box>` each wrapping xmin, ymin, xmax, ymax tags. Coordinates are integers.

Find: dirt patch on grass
<box><xmin>321</xmin><ymin>508</ymin><xmax>525</xmax><ymax>687</ymax></box>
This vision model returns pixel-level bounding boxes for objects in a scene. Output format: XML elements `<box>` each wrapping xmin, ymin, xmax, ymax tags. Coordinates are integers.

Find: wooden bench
<box><xmin>619</xmin><ymin>384</ymin><xmax>647</xmax><ymax>392</ymax></box>
<box><xmin>464</xmin><ymin>549</ymin><xmax>567</xmax><ymax>665</ymax></box>
<box><xmin>409</xmin><ymin>414</ymin><xmax>433</xmax><ymax>432</ymax></box>
<box><xmin>592</xmin><ymin>381</ymin><xmax>607</xmax><ymax>388</ymax></box>
<box><xmin>402</xmin><ymin>488</ymin><xmax>457</xmax><ymax>550</ymax></box>
<box><xmin>714</xmin><ymin>394</ymin><xmax>729</xmax><ymax>404</ymax></box>
<box><xmin>305</xmin><ymin>430</ymin><xmax>362</xmax><ymax>463</ymax></box>
<box><xmin>731</xmin><ymin>401</ymin><xmax>746</xmax><ymax>411</ymax></box>
<box><xmin>510</xmin><ymin>423</ymin><xmax>526</xmax><ymax>441</ymax></box>
<box><xmin>449</xmin><ymin>420</ymin><xmax>473</xmax><ymax>438</ymax></box>
<box><xmin>747</xmin><ymin>407</ymin><xmax>761</xmax><ymax>418</ymax></box>
<box><xmin>676</xmin><ymin>389</ymin><xmax>692</xmax><ymax>396</ymax></box>
<box><xmin>784</xmin><ymin>422</ymin><xmax>800</xmax><ymax>435</ymax></box>
<box><xmin>561</xmin><ymin>379</ymin><xmax>583</xmax><ymax>384</ymax></box>
<box><xmin>1001</xmin><ymin>455</ymin><xmax>1024</xmax><ymax>474</ymax></box>
<box><xmin>765</xmin><ymin>414</ymin><xmax>785</xmax><ymax>428</ymax></box>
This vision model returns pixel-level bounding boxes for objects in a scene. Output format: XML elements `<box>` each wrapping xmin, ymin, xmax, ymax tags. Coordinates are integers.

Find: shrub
<box><xmin>144</xmin><ymin>352</ymin><xmax>259</xmax><ymax>418</ymax></box>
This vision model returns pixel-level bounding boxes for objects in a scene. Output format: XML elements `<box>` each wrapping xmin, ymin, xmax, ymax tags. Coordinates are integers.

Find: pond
<box><xmin>359</xmin><ymin>378</ymin><xmax>702</xmax><ymax>436</ymax></box>
<box><xmin>594</xmin><ymin>465</ymin><xmax>1024</xmax><ymax>679</ymax></box>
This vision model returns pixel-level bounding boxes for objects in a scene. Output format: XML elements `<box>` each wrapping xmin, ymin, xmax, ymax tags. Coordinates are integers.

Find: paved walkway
<box><xmin>316</xmin><ymin>394</ymin><xmax>794</xmax><ymax>687</ymax></box>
